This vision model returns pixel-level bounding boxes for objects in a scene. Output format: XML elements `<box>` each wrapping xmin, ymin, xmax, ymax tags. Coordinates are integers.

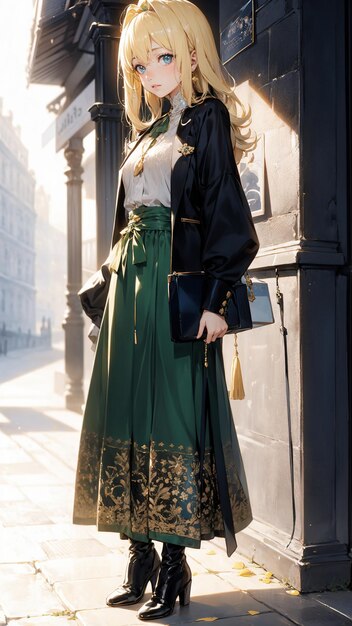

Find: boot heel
<box><xmin>179</xmin><ymin>579</ymin><xmax>192</xmax><ymax>606</ymax></box>
<box><xmin>150</xmin><ymin>569</ymin><xmax>158</xmax><ymax>592</ymax></box>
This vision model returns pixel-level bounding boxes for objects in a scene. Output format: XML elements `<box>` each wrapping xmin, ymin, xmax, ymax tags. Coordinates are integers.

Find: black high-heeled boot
<box><xmin>106</xmin><ymin>538</ymin><xmax>161</xmax><ymax>607</ymax></box>
<box><xmin>137</xmin><ymin>542</ymin><xmax>192</xmax><ymax>620</ymax></box>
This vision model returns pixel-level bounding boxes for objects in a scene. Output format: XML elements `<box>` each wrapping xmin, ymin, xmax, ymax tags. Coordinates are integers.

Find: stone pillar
<box><xmin>62</xmin><ymin>137</ymin><xmax>84</xmax><ymax>413</ymax></box>
<box><xmin>88</xmin><ymin>4</ymin><xmax>126</xmax><ymax>266</ymax></box>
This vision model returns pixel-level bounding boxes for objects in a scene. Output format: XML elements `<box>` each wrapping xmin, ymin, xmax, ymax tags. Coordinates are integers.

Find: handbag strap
<box><xmin>275</xmin><ymin>268</ymin><xmax>296</xmax><ymax>548</ymax></box>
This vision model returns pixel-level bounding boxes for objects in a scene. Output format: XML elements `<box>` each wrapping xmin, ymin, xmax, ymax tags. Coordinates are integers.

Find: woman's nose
<box><xmin>145</xmin><ymin>67</ymin><xmax>155</xmax><ymax>82</ymax></box>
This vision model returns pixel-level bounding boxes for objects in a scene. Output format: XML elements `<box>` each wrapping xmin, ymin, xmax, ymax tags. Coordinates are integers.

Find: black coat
<box><xmin>111</xmin><ymin>97</ymin><xmax>259</xmax><ymax>316</ymax></box>
<box><xmin>79</xmin><ymin>98</ymin><xmax>259</xmax><ymax>327</ymax></box>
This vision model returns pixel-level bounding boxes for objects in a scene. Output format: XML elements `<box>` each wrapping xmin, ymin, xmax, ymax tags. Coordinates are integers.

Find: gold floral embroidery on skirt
<box><xmin>73</xmin><ymin>430</ymin><xmax>251</xmax><ymax>542</ymax></box>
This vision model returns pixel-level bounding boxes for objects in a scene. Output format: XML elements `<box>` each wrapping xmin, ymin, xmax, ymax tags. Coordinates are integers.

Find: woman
<box><xmin>73</xmin><ymin>0</ymin><xmax>259</xmax><ymax>620</ymax></box>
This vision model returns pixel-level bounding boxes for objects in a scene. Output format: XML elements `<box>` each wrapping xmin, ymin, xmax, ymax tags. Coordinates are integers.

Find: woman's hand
<box><xmin>196</xmin><ymin>310</ymin><xmax>228</xmax><ymax>344</ymax></box>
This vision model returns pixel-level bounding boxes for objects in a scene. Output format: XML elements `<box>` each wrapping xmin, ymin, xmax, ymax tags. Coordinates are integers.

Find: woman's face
<box><xmin>132</xmin><ymin>40</ymin><xmax>181</xmax><ymax>99</ymax></box>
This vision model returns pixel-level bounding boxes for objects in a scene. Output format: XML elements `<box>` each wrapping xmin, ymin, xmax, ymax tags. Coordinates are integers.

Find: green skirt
<box><xmin>73</xmin><ymin>205</ymin><xmax>252</xmax><ymax>553</ymax></box>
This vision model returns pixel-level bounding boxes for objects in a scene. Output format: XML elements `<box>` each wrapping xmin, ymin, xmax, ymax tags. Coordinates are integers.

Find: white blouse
<box><xmin>122</xmin><ymin>92</ymin><xmax>187</xmax><ymax>210</ymax></box>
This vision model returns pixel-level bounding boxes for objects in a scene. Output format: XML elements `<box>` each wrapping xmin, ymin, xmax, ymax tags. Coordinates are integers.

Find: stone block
<box><xmin>0</xmin><ymin>501</ymin><xmax>52</xmax><ymax>527</ymax></box>
<box><xmin>0</xmin><ymin>483</ymin><xmax>26</xmax><ymax>502</ymax></box>
<box><xmin>54</xmin><ymin>576</ymin><xmax>121</xmax><ymax>611</ymax></box>
<box><xmin>38</xmin><ymin>554</ymin><xmax>125</xmax><ymax>584</ymax></box>
<box><xmin>310</xmin><ymin>591</ymin><xmax>352</xmax><ymax>621</ymax></box>
<box><xmin>41</xmin><ymin>538</ymin><xmax>111</xmax><ymax>560</ymax></box>
<box><xmin>0</xmin><ymin>571</ymin><xmax>64</xmax><ymax>619</ymax></box>
<box><xmin>248</xmin><ymin>588</ymin><xmax>352</xmax><ymax>626</ymax></box>
<box><xmin>9</xmin><ymin>618</ymin><xmax>74</xmax><ymax>626</ymax></box>
<box><xmin>0</xmin><ymin>528</ymin><xmax>46</xmax><ymax>562</ymax></box>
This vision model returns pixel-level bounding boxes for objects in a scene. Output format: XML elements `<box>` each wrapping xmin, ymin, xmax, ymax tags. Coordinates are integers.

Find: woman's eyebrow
<box><xmin>131</xmin><ymin>47</ymin><xmax>171</xmax><ymax>63</ymax></box>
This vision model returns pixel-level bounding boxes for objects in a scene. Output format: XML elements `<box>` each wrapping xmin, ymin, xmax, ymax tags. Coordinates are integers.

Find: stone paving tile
<box><xmin>72</xmin><ymin>575</ymin><xmax>272</xmax><ymax>625</ymax></box>
<box><xmin>163</xmin><ymin>578</ymin><xmax>270</xmax><ymax>623</ymax></box>
<box><xmin>0</xmin><ymin>461</ymin><xmax>46</xmax><ymax>476</ymax></box>
<box><xmin>0</xmin><ymin>528</ymin><xmax>47</xmax><ymax>562</ymax></box>
<box><xmin>0</xmin><ymin>563</ymin><xmax>35</xmax><ymax>577</ymax></box>
<box><xmin>76</xmin><ymin>606</ymin><xmax>154</xmax><ymax>626</ymax></box>
<box><xmin>246</xmin><ymin>588</ymin><xmax>352</xmax><ymax>626</ymax></box>
<box><xmin>31</xmin><ymin>449</ymin><xmax>75</xmax><ymax>482</ymax></box>
<box><xmin>0</xmin><ymin>447</ymin><xmax>32</xmax><ymax>464</ymax></box>
<box><xmin>54</xmin><ymin>576</ymin><xmax>120</xmax><ymax>611</ymax></box>
<box><xmin>5</xmin><ymin>472</ymin><xmax>64</xmax><ymax>486</ymax></box>
<box><xmin>54</xmin><ymin>574</ymin><xmax>268</xmax><ymax>624</ymax></box>
<box><xmin>43</xmin><ymin>408</ymin><xmax>81</xmax><ymax>433</ymax></box>
<box><xmin>184</xmin><ymin>554</ymin><xmax>208</xmax><ymax>575</ymax></box>
<box><xmin>219</xmin><ymin>569</ymin><xmax>285</xmax><ymax>592</ymax></box>
<box><xmin>0</xmin><ymin>483</ymin><xmax>26</xmax><ymax>501</ymax></box>
<box><xmin>0</xmin><ymin>430</ymin><xmax>19</xmax><ymax>448</ymax></box>
<box><xmin>42</xmin><ymin>437</ymin><xmax>80</xmax><ymax>470</ymax></box>
<box><xmin>76</xmin><ymin>594</ymin><xmax>273</xmax><ymax>626</ymax></box>
<box><xmin>47</xmin><ymin>511</ymin><xmax>74</xmax><ymax>525</ymax></box>
<box><xmin>0</xmin><ymin>571</ymin><xmax>65</xmax><ymax>619</ymax></box>
<box><xmin>310</xmin><ymin>591</ymin><xmax>352</xmax><ymax>620</ymax></box>
<box><xmin>93</xmin><ymin>531</ymin><xmax>129</xmax><ymax>550</ymax></box>
<box><xmin>196</xmin><ymin>614</ymin><xmax>297</xmax><ymax>625</ymax></box>
<box><xmin>38</xmin><ymin>554</ymin><xmax>126</xmax><ymax>584</ymax></box>
<box><xmin>21</xmin><ymin>484</ymin><xmax>74</xmax><ymax>506</ymax></box>
<box><xmin>187</xmin><ymin>543</ymin><xmax>253</xmax><ymax>574</ymax></box>
<box><xmin>9</xmin><ymin>617</ymin><xmax>75</xmax><ymax>626</ymax></box>
<box><xmin>0</xmin><ymin>500</ymin><xmax>52</xmax><ymax>526</ymax></box>
<box><xmin>11</xmin><ymin>433</ymin><xmax>44</xmax><ymax>452</ymax></box>
<box><xmin>22</xmin><ymin>523</ymin><xmax>95</xmax><ymax>543</ymax></box>
<box><xmin>41</xmin><ymin>538</ymin><xmax>111</xmax><ymax>560</ymax></box>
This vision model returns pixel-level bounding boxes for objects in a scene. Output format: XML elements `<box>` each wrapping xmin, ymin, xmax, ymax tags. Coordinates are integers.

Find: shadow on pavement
<box><xmin>0</xmin><ymin>346</ymin><xmax>64</xmax><ymax>384</ymax></box>
<box><xmin>0</xmin><ymin>407</ymin><xmax>75</xmax><ymax>433</ymax></box>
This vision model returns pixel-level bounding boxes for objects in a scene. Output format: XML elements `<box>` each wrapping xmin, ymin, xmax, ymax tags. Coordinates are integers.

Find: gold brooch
<box><xmin>178</xmin><ymin>143</ymin><xmax>195</xmax><ymax>157</ymax></box>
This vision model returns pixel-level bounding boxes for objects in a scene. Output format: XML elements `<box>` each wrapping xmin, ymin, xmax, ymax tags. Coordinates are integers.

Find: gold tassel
<box><xmin>229</xmin><ymin>333</ymin><xmax>245</xmax><ymax>400</ymax></box>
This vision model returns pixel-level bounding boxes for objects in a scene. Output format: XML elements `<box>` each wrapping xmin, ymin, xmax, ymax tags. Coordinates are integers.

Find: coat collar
<box><xmin>119</xmin><ymin>112</ymin><xmax>170</xmax><ymax>170</ymax></box>
<box><xmin>117</xmin><ymin>106</ymin><xmax>196</xmax><ymax>218</ymax></box>
<box><xmin>170</xmin><ymin>105</ymin><xmax>198</xmax><ymax>216</ymax></box>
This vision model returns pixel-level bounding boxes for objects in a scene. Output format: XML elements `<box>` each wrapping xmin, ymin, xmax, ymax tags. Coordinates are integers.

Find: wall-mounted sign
<box><xmin>56</xmin><ymin>81</ymin><xmax>95</xmax><ymax>152</ymax></box>
<box><xmin>220</xmin><ymin>0</ymin><xmax>255</xmax><ymax>65</ymax></box>
<box><xmin>239</xmin><ymin>133</ymin><xmax>265</xmax><ymax>218</ymax></box>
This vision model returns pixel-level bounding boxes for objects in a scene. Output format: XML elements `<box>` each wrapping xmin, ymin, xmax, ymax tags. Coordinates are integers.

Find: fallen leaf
<box><xmin>248</xmin><ymin>610</ymin><xmax>260</xmax><ymax>615</ymax></box>
<box><xmin>286</xmin><ymin>589</ymin><xmax>300</xmax><ymax>595</ymax></box>
<box><xmin>206</xmin><ymin>550</ymin><xmax>217</xmax><ymax>555</ymax></box>
<box><xmin>259</xmin><ymin>578</ymin><xmax>272</xmax><ymax>584</ymax></box>
<box><xmin>238</xmin><ymin>568</ymin><xmax>255</xmax><ymax>577</ymax></box>
<box><xmin>232</xmin><ymin>561</ymin><xmax>246</xmax><ymax>569</ymax></box>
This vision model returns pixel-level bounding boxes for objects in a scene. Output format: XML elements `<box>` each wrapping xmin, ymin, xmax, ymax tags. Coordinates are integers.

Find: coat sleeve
<box><xmin>195</xmin><ymin>98</ymin><xmax>259</xmax><ymax>315</ymax></box>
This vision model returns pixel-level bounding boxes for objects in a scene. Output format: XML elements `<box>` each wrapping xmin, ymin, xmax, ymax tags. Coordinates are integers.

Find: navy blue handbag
<box><xmin>167</xmin><ymin>271</ymin><xmax>253</xmax><ymax>342</ymax></box>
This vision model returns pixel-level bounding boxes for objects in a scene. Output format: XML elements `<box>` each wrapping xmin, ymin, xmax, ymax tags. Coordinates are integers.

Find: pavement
<box><xmin>0</xmin><ymin>344</ymin><xmax>351</xmax><ymax>626</ymax></box>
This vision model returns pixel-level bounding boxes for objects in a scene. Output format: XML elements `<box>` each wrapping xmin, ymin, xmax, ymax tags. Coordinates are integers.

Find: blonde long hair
<box><xmin>118</xmin><ymin>0</ymin><xmax>256</xmax><ymax>160</ymax></box>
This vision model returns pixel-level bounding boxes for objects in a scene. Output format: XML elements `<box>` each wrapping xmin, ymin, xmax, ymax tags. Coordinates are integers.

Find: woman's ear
<box><xmin>190</xmin><ymin>49</ymin><xmax>198</xmax><ymax>72</ymax></box>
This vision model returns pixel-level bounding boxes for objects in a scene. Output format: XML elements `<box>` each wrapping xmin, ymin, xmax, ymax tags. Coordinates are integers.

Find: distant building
<box><xmin>35</xmin><ymin>185</ymin><xmax>67</xmax><ymax>333</ymax></box>
<box><xmin>0</xmin><ymin>98</ymin><xmax>36</xmax><ymax>333</ymax></box>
